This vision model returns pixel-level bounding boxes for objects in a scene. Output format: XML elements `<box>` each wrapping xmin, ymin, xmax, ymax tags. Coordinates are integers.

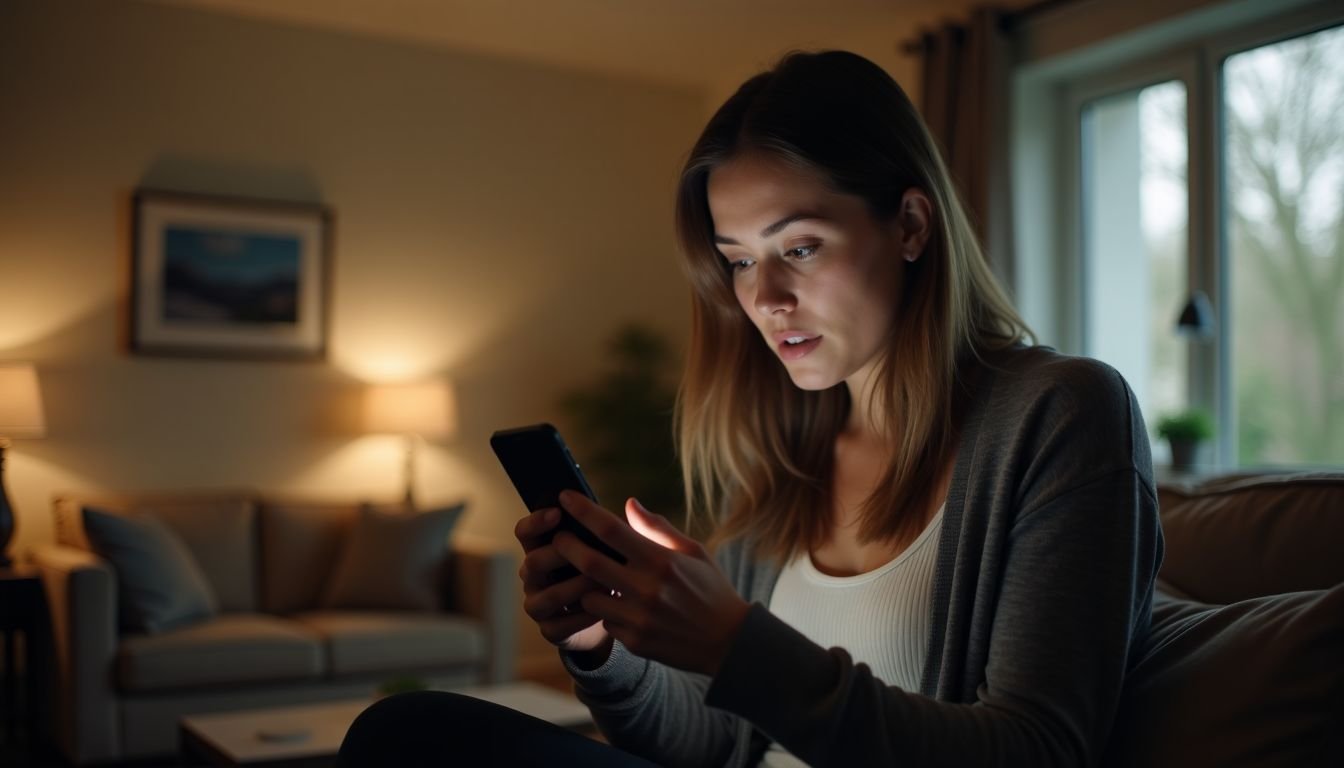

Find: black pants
<box><xmin>336</xmin><ymin>690</ymin><xmax>659</xmax><ymax>767</ymax></box>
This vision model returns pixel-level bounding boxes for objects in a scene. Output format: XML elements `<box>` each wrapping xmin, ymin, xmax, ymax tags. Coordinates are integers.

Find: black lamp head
<box><xmin>1176</xmin><ymin>291</ymin><xmax>1215</xmax><ymax>339</ymax></box>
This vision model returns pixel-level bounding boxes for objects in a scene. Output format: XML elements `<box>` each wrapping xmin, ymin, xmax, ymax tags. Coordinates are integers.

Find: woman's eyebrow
<box><xmin>713</xmin><ymin>212</ymin><xmax>828</xmax><ymax>245</ymax></box>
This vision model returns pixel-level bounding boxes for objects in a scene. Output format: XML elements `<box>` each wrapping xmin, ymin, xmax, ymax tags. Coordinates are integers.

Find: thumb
<box><xmin>625</xmin><ymin>498</ymin><xmax>696</xmax><ymax>554</ymax></box>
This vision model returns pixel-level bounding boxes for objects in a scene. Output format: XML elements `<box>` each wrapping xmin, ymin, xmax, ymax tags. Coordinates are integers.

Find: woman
<box><xmin>340</xmin><ymin>50</ymin><xmax>1162</xmax><ymax>767</ymax></box>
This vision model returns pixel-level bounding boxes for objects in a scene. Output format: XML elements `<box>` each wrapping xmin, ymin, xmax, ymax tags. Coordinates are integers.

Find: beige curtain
<box><xmin>919</xmin><ymin>6</ymin><xmax>1014</xmax><ymax>277</ymax></box>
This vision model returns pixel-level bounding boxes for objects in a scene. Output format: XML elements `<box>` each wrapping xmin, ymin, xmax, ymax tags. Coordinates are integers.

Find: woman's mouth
<box><xmin>776</xmin><ymin>334</ymin><xmax>822</xmax><ymax>361</ymax></box>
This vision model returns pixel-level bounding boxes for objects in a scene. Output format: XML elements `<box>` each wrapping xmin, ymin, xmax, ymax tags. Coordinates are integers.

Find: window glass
<box><xmin>1224</xmin><ymin>25</ymin><xmax>1344</xmax><ymax>465</ymax></box>
<box><xmin>1081</xmin><ymin>80</ymin><xmax>1189</xmax><ymax>455</ymax></box>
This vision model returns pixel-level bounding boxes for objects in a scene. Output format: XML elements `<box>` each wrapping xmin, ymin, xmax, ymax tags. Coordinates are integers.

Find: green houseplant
<box><xmin>560</xmin><ymin>324</ymin><xmax>684</xmax><ymax>527</ymax></box>
<box><xmin>1156</xmin><ymin>409</ymin><xmax>1215</xmax><ymax>471</ymax></box>
<box><xmin>376</xmin><ymin>676</ymin><xmax>427</xmax><ymax>698</ymax></box>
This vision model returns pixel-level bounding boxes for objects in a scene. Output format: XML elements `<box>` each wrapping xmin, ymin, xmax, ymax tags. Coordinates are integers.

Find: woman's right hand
<box><xmin>515</xmin><ymin>508</ymin><xmax>614</xmax><ymax>665</ymax></box>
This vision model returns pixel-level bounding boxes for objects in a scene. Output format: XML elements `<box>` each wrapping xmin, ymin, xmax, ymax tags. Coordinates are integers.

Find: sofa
<box><xmin>31</xmin><ymin>491</ymin><xmax>519</xmax><ymax>765</ymax></box>
<box><xmin>1108</xmin><ymin>470</ymin><xmax>1344</xmax><ymax>766</ymax></box>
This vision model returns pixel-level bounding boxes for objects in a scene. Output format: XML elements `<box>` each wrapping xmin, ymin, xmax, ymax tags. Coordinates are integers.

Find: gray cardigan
<box><xmin>566</xmin><ymin>346</ymin><xmax>1164</xmax><ymax>767</ymax></box>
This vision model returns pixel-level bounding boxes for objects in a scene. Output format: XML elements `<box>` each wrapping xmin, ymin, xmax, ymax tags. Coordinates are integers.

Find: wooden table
<box><xmin>179</xmin><ymin>681</ymin><xmax>594</xmax><ymax>767</ymax></box>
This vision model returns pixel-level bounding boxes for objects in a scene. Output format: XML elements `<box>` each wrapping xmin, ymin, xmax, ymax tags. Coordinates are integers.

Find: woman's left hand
<box><xmin>550</xmin><ymin>490</ymin><xmax>751</xmax><ymax>678</ymax></box>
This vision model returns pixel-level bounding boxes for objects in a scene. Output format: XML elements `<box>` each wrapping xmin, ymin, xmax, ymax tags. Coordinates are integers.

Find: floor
<box><xmin>0</xmin><ymin>739</ymin><xmax>63</xmax><ymax>768</ymax></box>
<box><xmin>3</xmin><ymin>721</ymin><xmax>188</xmax><ymax>768</ymax></box>
<box><xmin>0</xmin><ymin>743</ymin><xmax>180</xmax><ymax>768</ymax></box>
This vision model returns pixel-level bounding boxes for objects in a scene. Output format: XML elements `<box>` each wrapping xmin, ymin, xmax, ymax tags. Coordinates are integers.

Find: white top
<box><xmin>760</xmin><ymin>505</ymin><xmax>944</xmax><ymax>767</ymax></box>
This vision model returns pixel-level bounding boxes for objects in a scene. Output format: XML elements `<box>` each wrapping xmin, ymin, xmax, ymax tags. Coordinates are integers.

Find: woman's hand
<box><xmin>550</xmin><ymin>490</ymin><xmax>751</xmax><ymax>678</ymax></box>
<box><xmin>514</xmin><ymin>507</ymin><xmax>614</xmax><ymax>661</ymax></box>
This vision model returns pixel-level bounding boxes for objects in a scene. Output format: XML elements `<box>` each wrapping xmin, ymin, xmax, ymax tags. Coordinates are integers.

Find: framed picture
<box><xmin>130</xmin><ymin>189</ymin><xmax>333</xmax><ymax>360</ymax></box>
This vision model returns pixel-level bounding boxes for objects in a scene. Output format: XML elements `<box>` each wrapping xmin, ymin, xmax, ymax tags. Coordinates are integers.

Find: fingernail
<box><xmin>546</xmin><ymin>508</ymin><xmax>560</xmax><ymax>524</ymax></box>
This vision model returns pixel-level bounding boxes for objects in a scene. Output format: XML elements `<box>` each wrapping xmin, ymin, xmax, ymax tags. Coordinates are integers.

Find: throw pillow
<box><xmin>320</xmin><ymin>503</ymin><xmax>466</xmax><ymax>611</ymax></box>
<box><xmin>134</xmin><ymin>497</ymin><xmax>258</xmax><ymax>613</ymax></box>
<box><xmin>81</xmin><ymin>506</ymin><xmax>220</xmax><ymax>634</ymax></box>
<box><xmin>258</xmin><ymin>501</ymin><xmax>359</xmax><ymax>614</ymax></box>
<box><xmin>1105</xmin><ymin>585</ymin><xmax>1344</xmax><ymax>766</ymax></box>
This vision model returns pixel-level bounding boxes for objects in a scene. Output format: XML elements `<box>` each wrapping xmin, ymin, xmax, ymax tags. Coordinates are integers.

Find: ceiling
<box><xmin>148</xmin><ymin>0</ymin><xmax>989</xmax><ymax>95</ymax></box>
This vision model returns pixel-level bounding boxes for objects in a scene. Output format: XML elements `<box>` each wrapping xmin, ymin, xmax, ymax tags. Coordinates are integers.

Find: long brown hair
<box><xmin>673</xmin><ymin>50</ymin><xmax>1033</xmax><ymax>561</ymax></box>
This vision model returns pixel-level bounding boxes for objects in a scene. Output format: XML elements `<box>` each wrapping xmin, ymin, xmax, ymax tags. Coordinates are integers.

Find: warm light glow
<box><xmin>364</xmin><ymin>379</ymin><xmax>457</xmax><ymax>438</ymax></box>
<box><xmin>0</xmin><ymin>363</ymin><xmax>45</xmax><ymax>438</ymax></box>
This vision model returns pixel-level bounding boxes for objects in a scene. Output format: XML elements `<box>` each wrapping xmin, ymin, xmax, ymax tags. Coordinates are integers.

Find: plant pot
<box><xmin>1168</xmin><ymin>438</ymin><xmax>1201</xmax><ymax>471</ymax></box>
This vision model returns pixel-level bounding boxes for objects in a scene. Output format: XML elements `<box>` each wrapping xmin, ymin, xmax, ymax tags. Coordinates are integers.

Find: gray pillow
<box><xmin>1105</xmin><ymin>584</ymin><xmax>1344</xmax><ymax>766</ymax></box>
<box><xmin>81</xmin><ymin>506</ymin><xmax>220</xmax><ymax>634</ymax></box>
<box><xmin>320</xmin><ymin>503</ymin><xmax>465</xmax><ymax>611</ymax></box>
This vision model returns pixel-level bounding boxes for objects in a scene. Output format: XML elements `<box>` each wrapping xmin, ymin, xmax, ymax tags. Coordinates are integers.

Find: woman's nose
<box><xmin>754</xmin><ymin>261</ymin><xmax>797</xmax><ymax>316</ymax></box>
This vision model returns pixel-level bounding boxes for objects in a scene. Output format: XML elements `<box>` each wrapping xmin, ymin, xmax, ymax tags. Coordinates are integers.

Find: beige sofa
<box><xmin>31</xmin><ymin>492</ymin><xmax>519</xmax><ymax>765</ymax></box>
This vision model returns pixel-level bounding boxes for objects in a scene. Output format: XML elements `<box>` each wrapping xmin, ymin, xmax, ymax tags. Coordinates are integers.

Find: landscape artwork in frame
<box><xmin>131</xmin><ymin>189</ymin><xmax>332</xmax><ymax>359</ymax></box>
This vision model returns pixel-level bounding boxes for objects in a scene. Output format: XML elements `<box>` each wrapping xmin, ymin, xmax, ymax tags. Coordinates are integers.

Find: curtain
<box><xmin>919</xmin><ymin>6</ymin><xmax>1015</xmax><ymax>279</ymax></box>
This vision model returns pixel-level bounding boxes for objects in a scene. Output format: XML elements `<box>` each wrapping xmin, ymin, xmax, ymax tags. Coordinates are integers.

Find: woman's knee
<box><xmin>338</xmin><ymin>691</ymin><xmax>471</xmax><ymax>766</ymax></box>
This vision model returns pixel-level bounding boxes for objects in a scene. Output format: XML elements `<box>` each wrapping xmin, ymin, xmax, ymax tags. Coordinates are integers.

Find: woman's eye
<box><xmin>785</xmin><ymin>245</ymin><xmax>819</xmax><ymax>260</ymax></box>
<box><xmin>728</xmin><ymin>257</ymin><xmax>755</xmax><ymax>272</ymax></box>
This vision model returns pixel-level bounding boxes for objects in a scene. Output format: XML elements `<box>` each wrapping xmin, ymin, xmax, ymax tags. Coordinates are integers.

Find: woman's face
<box><xmin>707</xmin><ymin>151</ymin><xmax>905</xmax><ymax>392</ymax></box>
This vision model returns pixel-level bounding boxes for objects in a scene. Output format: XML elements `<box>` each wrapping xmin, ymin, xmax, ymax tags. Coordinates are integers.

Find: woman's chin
<box><xmin>784</xmin><ymin>367</ymin><xmax>842</xmax><ymax>392</ymax></box>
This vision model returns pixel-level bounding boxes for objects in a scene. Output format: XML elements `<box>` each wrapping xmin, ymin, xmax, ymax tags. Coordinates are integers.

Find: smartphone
<box><xmin>490</xmin><ymin>423</ymin><xmax>627</xmax><ymax>580</ymax></box>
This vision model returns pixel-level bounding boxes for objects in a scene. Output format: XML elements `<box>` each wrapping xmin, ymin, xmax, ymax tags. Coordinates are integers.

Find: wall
<box><xmin>0</xmin><ymin>0</ymin><xmax>701</xmax><ymax>596</ymax></box>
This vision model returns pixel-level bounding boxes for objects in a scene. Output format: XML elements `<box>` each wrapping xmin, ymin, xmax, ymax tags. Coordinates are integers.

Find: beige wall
<box><xmin>0</xmin><ymin>0</ymin><xmax>704</xmax><ymax>554</ymax></box>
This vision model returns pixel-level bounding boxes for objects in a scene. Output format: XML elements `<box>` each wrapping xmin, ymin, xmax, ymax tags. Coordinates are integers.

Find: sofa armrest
<box><xmin>31</xmin><ymin>544</ymin><xmax>122</xmax><ymax>765</ymax></box>
<box><xmin>448</xmin><ymin>533</ymin><xmax>518</xmax><ymax>683</ymax></box>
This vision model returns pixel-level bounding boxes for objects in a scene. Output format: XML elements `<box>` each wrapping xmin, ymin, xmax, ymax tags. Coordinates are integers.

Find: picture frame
<box><xmin>130</xmin><ymin>189</ymin><xmax>333</xmax><ymax>360</ymax></box>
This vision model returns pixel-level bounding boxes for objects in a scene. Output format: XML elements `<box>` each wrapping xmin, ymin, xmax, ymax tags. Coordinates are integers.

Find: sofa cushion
<box><xmin>138</xmin><ymin>497</ymin><xmax>258</xmax><ymax>613</ymax></box>
<box><xmin>82</xmin><ymin>507</ymin><xmax>219</xmax><ymax>634</ymax></box>
<box><xmin>1157</xmin><ymin>472</ymin><xmax>1344</xmax><ymax>603</ymax></box>
<box><xmin>294</xmin><ymin>611</ymin><xmax>485</xmax><ymax>677</ymax></box>
<box><xmin>258</xmin><ymin>500</ymin><xmax>359</xmax><ymax>614</ymax></box>
<box><xmin>54</xmin><ymin>492</ymin><xmax>259</xmax><ymax>612</ymax></box>
<box><xmin>320</xmin><ymin>503</ymin><xmax>465</xmax><ymax>611</ymax></box>
<box><xmin>117</xmin><ymin>614</ymin><xmax>324</xmax><ymax>692</ymax></box>
<box><xmin>1106</xmin><ymin>585</ymin><xmax>1344</xmax><ymax>766</ymax></box>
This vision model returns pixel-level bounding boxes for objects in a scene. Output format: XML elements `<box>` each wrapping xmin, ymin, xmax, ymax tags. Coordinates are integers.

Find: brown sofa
<box><xmin>1154</xmin><ymin>471</ymin><xmax>1343</xmax><ymax>603</ymax></box>
<box><xmin>32</xmin><ymin>492</ymin><xmax>518</xmax><ymax>765</ymax></box>
<box><xmin>1109</xmin><ymin>471</ymin><xmax>1344</xmax><ymax>766</ymax></box>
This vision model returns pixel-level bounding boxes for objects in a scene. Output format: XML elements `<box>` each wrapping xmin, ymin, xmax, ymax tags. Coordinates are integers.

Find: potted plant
<box><xmin>560</xmin><ymin>324</ymin><xmax>684</xmax><ymax>529</ymax></box>
<box><xmin>1156</xmin><ymin>409</ymin><xmax>1214</xmax><ymax>471</ymax></box>
<box><xmin>376</xmin><ymin>676</ymin><xmax>427</xmax><ymax>698</ymax></box>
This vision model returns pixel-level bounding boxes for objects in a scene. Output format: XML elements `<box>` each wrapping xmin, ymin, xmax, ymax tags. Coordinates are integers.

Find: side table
<box><xmin>0</xmin><ymin>564</ymin><xmax>50</xmax><ymax>746</ymax></box>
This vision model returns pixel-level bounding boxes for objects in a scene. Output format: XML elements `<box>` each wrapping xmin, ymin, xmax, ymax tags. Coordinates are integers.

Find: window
<box><xmin>1014</xmin><ymin>1</ymin><xmax>1344</xmax><ymax>469</ymax></box>
<box><xmin>1080</xmin><ymin>80</ymin><xmax>1189</xmax><ymax>448</ymax></box>
<box><xmin>1224</xmin><ymin>26</ymin><xmax>1344</xmax><ymax>465</ymax></box>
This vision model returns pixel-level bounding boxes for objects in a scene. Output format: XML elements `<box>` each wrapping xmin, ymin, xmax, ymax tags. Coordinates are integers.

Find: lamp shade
<box><xmin>364</xmin><ymin>379</ymin><xmax>456</xmax><ymax>438</ymax></box>
<box><xmin>0</xmin><ymin>364</ymin><xmax>45</xmax><ymax>438</ymax></box>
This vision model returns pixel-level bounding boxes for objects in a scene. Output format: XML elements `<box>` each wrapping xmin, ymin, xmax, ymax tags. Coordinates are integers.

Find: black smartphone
<box><xmin>490</xmin><ymin>423</ymin><xmax>627</xmax><ymax>580</ymax></box>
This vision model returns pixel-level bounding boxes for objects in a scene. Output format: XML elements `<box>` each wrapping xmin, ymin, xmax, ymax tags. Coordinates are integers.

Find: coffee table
<box><xmin>178</xmin><ymin>681</ymin><xmax>594</xmax><ymax>767</ymax></box>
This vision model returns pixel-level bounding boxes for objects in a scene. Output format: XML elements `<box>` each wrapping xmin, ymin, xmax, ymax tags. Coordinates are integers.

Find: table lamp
<box><xmin>0</xmin><ymin>363</ymin><xmax>46</xmax><ymax>567</ymax></box>
<box><xmin>364</xmin><ymin>379</ymin><xmax>456</xmax><ymax>510</ymax></box>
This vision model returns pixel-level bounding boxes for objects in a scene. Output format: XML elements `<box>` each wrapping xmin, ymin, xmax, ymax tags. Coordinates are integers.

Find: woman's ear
<box><xmin>895</xmin><ymin>188</ymin><xmax>934</xmax><ymax>262</ymax></box>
